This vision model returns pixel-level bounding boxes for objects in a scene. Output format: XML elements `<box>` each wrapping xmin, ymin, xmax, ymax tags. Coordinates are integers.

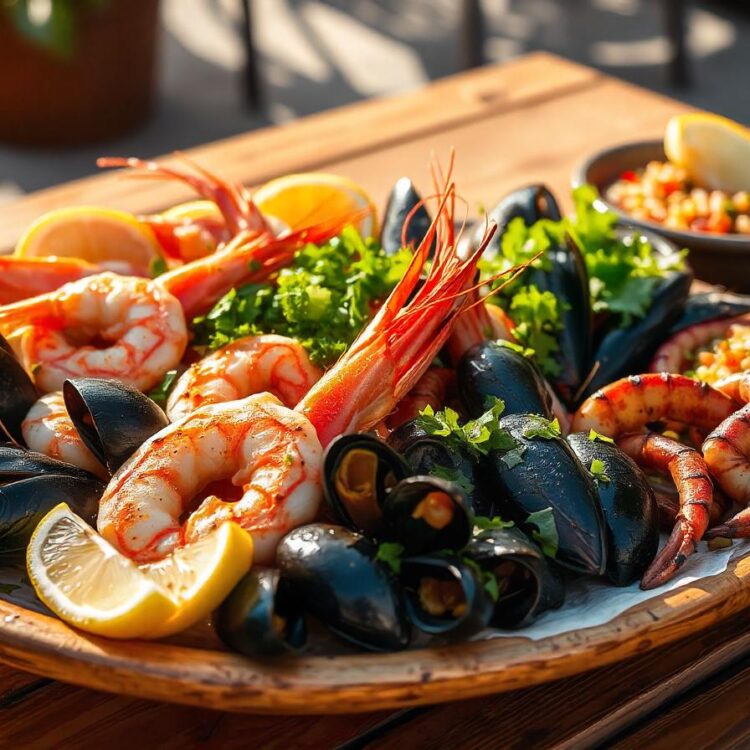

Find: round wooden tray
<box><xmin>1</xmin><ymin>554</ymin><xmax>750</xmax><ymax>714</ymax></box>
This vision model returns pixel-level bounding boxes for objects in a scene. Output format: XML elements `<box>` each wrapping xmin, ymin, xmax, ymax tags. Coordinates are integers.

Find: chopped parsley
<box><xmin>462</xmin><ymin>556</ymin><xmax>502</xmax><ymax>602</ymax></box>
<box><xmin>375</xmin><ymin>542</ymin><xmax>405</xmax><ymax>575</ymax></box>
<box><xmin>473</xmin><ymin>515</ymin><xmax>515</xmax><ymax>532</ymax></box>
<box><xmin>147</xmin><ymin>369</ymin><xmax>178</xmax><ymax>408</ymax></box>
<box><xmin>431</xmin><ymin>464</ymin><xmax>475</xmax><ymax>495</ymax></box>
<box><xmin>526</xmin><ymin>507</ymin><xmax>559</xmax><ymax>558</ymax></box>
<box><xmin>509</xmin><ymin>287</ymin><xmax>566</xmax><ymax>377</ymax></box>
<box><xmin>149</xmin><ymin>255</ymin><xmax>169</xmax><ymax>278</ymax></box>
<box><xmin>521</xmin><ymin>416</ymin><xmax>561</xmax><ymax>441</ymax></box>
<box><xmin>589</xmin><ymin>458</ymin><xmax>611</xmax><ymax>484</ymax></box>
<box><xmin>192</xmin><ymin>228</ymin><xmax>412</xmax><ymax>367</ymax></box>
<box><xmin>588</xmin><ymin>429</ymin><xmax>614</xmax><ymax>444</ymax></box>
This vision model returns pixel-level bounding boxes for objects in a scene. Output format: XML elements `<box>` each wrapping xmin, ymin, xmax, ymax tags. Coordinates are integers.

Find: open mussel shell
<box><xmin>0</xmin><ymin>445</ymin><xmax>96</xmax><ymax>484</ymax></box>
<box><xmin>322</xmin><ymin>434</ymin><xmax>411</xmax><ymax>535</ymax></box>
<box><xmin>381</xmin><ymin>177</ymin><xmax>433</xmax><ymax>255</ymax></box>
<box><xmin>276</xmin><ymin>524</ymin><xmax>410</xmax><ymax>652</ymax></box>
<box><xmin>400</xmin><ymin>553</ymin><xmax>494</xmax><ymax>639</ymax></box>
<box><xmin>0</xmin><ymin>333</ymin><xmax>38</xmax><ymax>445</ymax></box>
<box><xmin>458</xmin><ymin>341</ymin><xmax>554</xmax><ymax>420</ymax></box>
<box><xmin>567</xmin><ymin>433</ymin><xmax>659</xmax><ymax>585</ymax></box>
<box><xmin>63</xmin><ymin>377</ymin><xmax>169</xmax><ymax>474</ymax></box>
<box><xmin>0</xmin><ymin>473</ymin><xmax>103</xmax><ymax>561</ymax></box>
<box><xmin>216</xmin><ymin>568</ymin><xmax>306</xmax><ymax>657</ymax></box>
<box><xmin>381</xmin><ymin>476</ymin><xmax>472</xmax><ymax>555</ymax></box>
<box><xmin>465</xmin><ymin>526</ymin><xmax>565</xmax><ymax>628</ymax></box>
<box><xmin>667</xmin><ymin>290</ymin><xmax>750</xmax><ymax>337</ymax></box>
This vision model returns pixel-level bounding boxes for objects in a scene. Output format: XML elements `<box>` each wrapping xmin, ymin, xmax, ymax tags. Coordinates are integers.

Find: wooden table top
<box><xmin>2</xmin><ymin>52</ymin><xmax>747</xmax><ymax>749</ymax></box>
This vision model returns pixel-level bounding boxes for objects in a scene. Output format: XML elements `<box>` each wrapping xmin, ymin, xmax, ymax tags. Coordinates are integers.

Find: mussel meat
<box><xmin>480</xmin><ymin>413</ymin><xmax>608</xmax><ymax>576</ymax></box>
<box><xmin>400</xmin><ymin>553</ymin><xmax>494</xmax><ymax>638</ymax></box>
<box><xmin>567</xmin><ymin>433</ymin><xmax>659</xmax><ymax>585</ymax></box>
<box><xmin>276</xmin><ymin>524</ymin><xmax>410</xmax><ymax>651</ymax></box>
<box><xmin>0</xmin><ymin>473</ymin><xmax>103</xmax><ymax>561</ymax></box>
<box><xmin>63</xmin><ymin>378</ymin><xmax>170</xmax><ymax>473</ymax></box>
<box><xmin>457</xmin><ymin>341</ymin><xmax>554</xmax><ymax>419</ymax></box>
<box><xmin>465</xmin><ymin>526</ymin><xmax>565</xmax><ymax>628</ymax></box>
<box><xmin>381</xmin><ymin>177</ymin><xmax>433</xmax><ymax>255</ymax></box>
<box><xmin>381</xmin><ymin>476</ymin><xmax>472</xmax><ymax>555</ymax></box>
<box><xmin>216</xmin><ymin>567</ymin><xmax>306</xmax><ymax>657</ymax></box>
<box><xmin>0</xmin><ymin>333</ymin><xmax>38</xmax><ymax>445</ymax></box>
<box><xmin>322</xmin><ymin>434</ymin><xmax>410</xmax><ymax>535</ymax></box>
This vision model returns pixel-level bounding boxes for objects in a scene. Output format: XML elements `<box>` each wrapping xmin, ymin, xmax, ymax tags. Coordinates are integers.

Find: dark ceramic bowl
<box><xmin>574</xmin><ymin>140</ymin><xmax>750</xmax><ymax>290</ymax></box>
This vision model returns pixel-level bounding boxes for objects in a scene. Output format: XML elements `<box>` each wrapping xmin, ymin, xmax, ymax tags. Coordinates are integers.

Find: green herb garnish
<box><xmin>431</xmin><ymin>464</ymin><xmax>475</xmax><ymax>495</ymax></box>
<box><xmin>147</xmin><ymin>369</ymin><xmax>178</xmax><ymax>408</ymax></box>
<box><xmin>375</xmin><ymin>542</ymin><xmax>405</xmax><ymax>575</ymax></box>
<box><xmin>588</xmin><ymin>429</ymin><xmax>614</xmax><ymax>444</ymax></box>
<box><xmin>473</xmin><ymin>515</ymin><xmax>515</xmax><ymax>532</ymax></box>
<box><xmin>149</xmin><ymin>255</ymin><xmax>169</xmax><ymax>279</ymax></box>
<box><xmin>462</xmin><ymin>556</ymin><xmax>502</xmax><ymax>603</ymax></box>
<box><xmin>590</xmin><ymin>458</ymin><xmax>611</xmax><ymax>484</ymax></box>
<box><xmin>526</xmin><ymin>507</ymin><xmax>559</xmax><ymax>558</ymax></box>
<box><xmin>521</xmin><ymin>416</ymin><xmax>561</xmax><ymax>441</ymax></box>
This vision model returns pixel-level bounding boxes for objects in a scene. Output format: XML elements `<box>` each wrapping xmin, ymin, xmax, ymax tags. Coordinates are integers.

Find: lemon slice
<box><xmin>161</xmin><ymin>200</ymin><xmax>222</xmax><ymax>222</ymax></box>
<box><xmin>15</xmin><ymin>206</ymin><xmax>162</xmax><ymax>273</ymax></box>
<box><xmin>141</xmin><ymin>522</ymin><xmax>253</xmax><ymax>638</ymax></box>
<box><xmin>664</xmin><ymin>113</ymin><xmax>750</xmax><ymax>193</ymax></box>
<box><xmin>254</xmin><ymin>172</ymin><xmax>378</xmax><ymax>238</ymax></box>
<box><xmin>27</xmin><ymin>504</ymin><xmax>177</xmax><ymax>639</ymax></box>
<box><xmin>27</xmin><ymin>504</ymin><xmax>253</xmax><ymax>640</ymax></box>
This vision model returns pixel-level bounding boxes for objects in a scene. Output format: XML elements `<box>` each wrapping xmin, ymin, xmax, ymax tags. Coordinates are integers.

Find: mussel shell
<box><xmin>400</xmin><ymin>553</ymin><xmax>494</xmax><ymax>638</ymax></box>
<box><xmin>0</xmin><ymin>474</ymin><xmax>103</xmax><ymax>561</ymax></box>
<box><xmin>667</xmin><ymin>290</ymin><xmax>750</xmax><ymax>337</ymax></box>
<box><xmin>63</xmin><ymin>378</ymin><xmax>169</xmax><ymax>474</ymax></box>
<box><xmin>322</xmin><ymin>434</ymin><xmax>411</xmax><ymax>535</ymax></box>
<box><xmin>457</xmin><ymin>341</ymin><xmax>554</xmax><ymax>419</ymax></box>
<box><xmin>0</xmin><ymin>334</ymin><xmax>38</xmax><ymax>445</ymax></box>
<box><xmin>466</xmin><ymin>526</ymin><xmax>565</xmax><ymax>628</ymax></box>
<box><xmin>381</xmin><ymin>476</ymin><xmax>472</xmax><ymax>555</ymax></box>
<box><xmin>216</xmin><ymin>568</ymin><xmax>306</xmax><ymax>657</ymax></box>
<box><xmin>381</xmin><ymin>177</ymin><xmax>433</xmax><ymax>255</ymax></box>
<box><xmin>567</xmin><ymin>433</ymin><xmax>659</xmax><ymax>585</ymax></box>
<box><xmin>481</xmin><ymin>413</ymin><xmax>608</xmax><ymax>576</ymax></box>
<box><xmin>0</xmin><ymin>445</ymin><xmax>96</xmax><ymax>484</ymax></box>
<box><xmin>276</xmin><ymin>524</ymin><xmax>410</xmax><ymax>652</ymax></box>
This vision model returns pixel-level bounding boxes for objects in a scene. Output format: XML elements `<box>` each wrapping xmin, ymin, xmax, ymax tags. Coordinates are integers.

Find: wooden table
<box><xmin>1</xmin><ymin>52</ymin><xmax>748</xmax><ymax>748</ymax></box>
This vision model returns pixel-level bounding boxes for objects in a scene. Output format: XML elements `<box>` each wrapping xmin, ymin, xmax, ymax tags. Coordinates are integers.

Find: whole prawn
<box><xmin>97</xmin><ymin>157</ymin><xmax>503</xmax><ymax>564</ymax></box>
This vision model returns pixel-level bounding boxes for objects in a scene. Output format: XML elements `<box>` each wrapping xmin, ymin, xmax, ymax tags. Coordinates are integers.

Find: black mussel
<box><xmin>667</xmin><ymin>291</ymin><xmax>750</xmax><ymax>337</ymax></box>
<box><xmin>381</xmin><ymin>476</ymin><xmax>472</xmax><ymax>555</ymax></box>
<box><xmin>0</xmin><ymin>334</ymin><xmax>38</xmax><ymax>445</ymax></box>
<box><xmin>63</xmin><ymin>378</ymin><xmax>169</xmax><ymax>474</ymax></box>
<box><xmin>216</xmin><ymin>568</ymin><xmax>306</xmax><ymax>657</ymax></box>
<box><xmin>276</xmin><ymin>524</ymin><xmax>410</xmax><ymax>651</ymax></box>
<box><xmin>457</xmin><ymin>341</ymin><xmax>554</xmax><ymax>419</ymax></box>
<box><xmin>381</xmin><ymin>177</ymin><xmax>433</xmax><ymax>255</ymax></box>
<box><xmin>0</xmin><ymin>474</ymin><xmax>103</xmax><ymax>561</ymax></box>
<box><xmin>322</xmin><ymin>434</ymin><xmax>410</xmax><ymax>535</ymax></box>
<box><xmin>0</xmin><ymin>445</ymin><xmax>96</xmax><ymax>484</ymax></box>
<box><xmin>466</xmin><ymin>526</ymin><xmax>565</xmax><ymax>628</ymax></box>
<box><xmin>480</xmin><ymin>414</ymin><xmax>607</xmax><ymax>576</ymax></box>
<box><xmin>400</xmin><ymin>553</ymin><xmax>494</xmax><ymax>638</ymax></box>
<box><xmin>567</xmin><ymin>433</ymin><xmax>659</xmax><ymax>585</ymax></box>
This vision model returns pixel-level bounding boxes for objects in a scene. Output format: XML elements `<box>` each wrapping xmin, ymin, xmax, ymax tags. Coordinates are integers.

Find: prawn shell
<box><xmin>0</xmin><ymin>473</ymin><xmax>103</xmax><ymax>561</ymax></box>
<box><xmin>216</xmin><ymin>567</ymin><xmax>306</xmax><ymax>657</ymax></box>
<box><xmin>63</xmin><ymin>378</ymin><xmax>169</xmax><ymax>474</ymax></box>
<box><xmin>322</xmin><ymin>434</ymin><xmax>411</xmax><ymax>535</ymax></box>
<box><xmin>480</xmin><ymin>413</ymin><xmax>608</xmax><ymax>576</ymax></box>
<box><xmin>381</xmin><ymin>177</ymin><xmax>433</xmax><ymax>255</ymax></box>
<box><xmin>666</xmin><ymin>290</ymin><xmax>750</xmax><ymax>337</ymax></box>
<box><xmin>0</xmin><ymin>445</ymin><xmax>96</xmax><ymax>484</ymax></box>
<box><xmin>457</xmin><ymin>341</ymin><xmax>554</xmax><ymax>420</ymax></box>
<box><xmin>0</xmin><ymin>333</ymin><xmax>39</xmax><ymax>445</ymax></box>
<box><xmin>276</xmin><ymin>524</ymin><xmax>410</xmax><ymax>652</ymax></box>
<box><xmin>400</xmin><ymin>553</ymin><xmax>494</xmax><ymax>638</ymax></box>
<box><xmin>465</xmin><ymin>526</ymin><xmax>565</xmax><ymax>628</ymax></box>
<box><xmin>567</xmin><ymin>433</ymin><xmax>659</xmax><ymax>586</ymax></box>
<box><xmin>381</xmin><ymin>476</ymin><xmax>473</xmax><ymax>555</ymax></box>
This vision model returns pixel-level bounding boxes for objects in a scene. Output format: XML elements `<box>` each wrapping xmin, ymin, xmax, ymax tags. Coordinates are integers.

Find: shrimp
<box><xmin>0</xmin><ymin>256</ymin><xmax>107</xmax><ymax>304</ymax></box>
<box><xmin>445</xmin><ymin>293</ymin><xmax>514</xmax><ymax>365</ymax></box>
<box><xmin>384</xmin><ymin>367</ymin><xmax>456</xmax><ymax>432</ymax></box>
<box><xmin>21</xmin><ymin>391</ymin><xmax>107</xmax><ymax>479</ymax></box>
<box><xmin>97</xmin><ymin>155</ymin><xmax>504</xmax><ymax>563</ymax></box>
<box><xmin>166</xmin><ymin>334</ymin><xmax>322</xmax><ymax>421</ymax></box>
<box><xmin>618</xmin><ymin>432</ymin><xmax>715</xmax><ymax>589</ymax></box>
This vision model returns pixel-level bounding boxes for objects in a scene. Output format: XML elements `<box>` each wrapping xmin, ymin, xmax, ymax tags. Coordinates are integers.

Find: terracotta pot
<box><xmin>0</xmin><ymin>0</ymin><xmax>160</xmax><ymax>146</ymax></box>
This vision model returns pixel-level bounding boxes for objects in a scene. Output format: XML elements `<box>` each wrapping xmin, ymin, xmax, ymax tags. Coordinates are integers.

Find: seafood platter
<box><xmin>2</xmin><ymin>113</ymin><xmax>750</xmax><ymax>712</ymax></box>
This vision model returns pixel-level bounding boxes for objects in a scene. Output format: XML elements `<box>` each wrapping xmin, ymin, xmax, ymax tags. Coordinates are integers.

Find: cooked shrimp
<box><xmin>21</xmin><ymin>392</ymin><xmax>106</xmax><ymax>479</ymax></box>
<box><xmin>618</xmin><ymin>432</ymin><xmax>715</xmax><ymax>589</ymax></box>
<box><xmin>446</xmin><ymin>294</ymin><xmax>514</xmax><ymax>365</ymax></box>
<box><xmin>384</xmin><ymin>367</ymin><xmax>456</xmax><ymax>432</ymax></box>
<box><xmin>166</xmin><ymin>334</ymin><xmax>322</xmax><ymax>421</ymax></box>
<box><xmin>0</xmin><ymin>273</ymin><xmax>188</xmax><ymax>393</ymax></box>
<box><xmin>98</xmin><ymin>156</ymin><xmax>504</xmax><ymax>563</ymax></box>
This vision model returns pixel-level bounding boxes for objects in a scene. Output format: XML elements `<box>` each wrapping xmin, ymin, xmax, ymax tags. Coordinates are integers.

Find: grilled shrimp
<box><xmin>384</xmin><ymin>367</ymin><xmax>456</xmax><ymax>432</ymax></box>
<box><xmin>166</xmin><ymin>334</ymin><xmax>322</xmax><ymax>421</ymax></box>
<box><xmin>22</xmin><ymin>391</ymin><xmax>106</xmax><ymax>479</ymax></box>
<box><xmin>98</xmin><ymin>155</ymin><xmax>503</xmax><ymax>563</ymax></box>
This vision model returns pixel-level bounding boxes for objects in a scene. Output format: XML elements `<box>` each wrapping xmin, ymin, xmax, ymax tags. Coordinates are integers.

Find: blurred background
<box><xmin>0</xmin><ymin>0</ymin><xmax>747</xmax><ymax>201</ymax></box>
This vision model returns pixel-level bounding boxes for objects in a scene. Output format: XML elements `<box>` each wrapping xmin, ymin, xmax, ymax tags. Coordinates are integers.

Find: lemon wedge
<box><xmin>664</xmin><ymin>113</ymin><xmax>750</xmax><ymax>193</ymax></box>
<box><xmin>27</xmin><ymin>504</ymin><xmax>253</xmax><ymax>640</ymax></box>
<box><xmin>161</xmin><ymin>200</ymin><xmax>222</xmax><ymax>222</ymax></box>
<box><xmin>15</xmin><ymin>206</ymin><xmax>162</xmax><ymax>273</ymax></box>
<box><xmin>254</xmin><ymin>172</ymin><xmax>378</xmax><ymax>238</ymax></box>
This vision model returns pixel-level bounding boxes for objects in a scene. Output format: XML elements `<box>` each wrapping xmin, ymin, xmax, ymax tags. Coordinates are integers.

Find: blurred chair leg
<box><xmin>460</xmin><ymin>0</ymin><xmax>484</xmax><ymax>70</ymax></box>
<box><xmin>240</xmin><ymin>0</ymin><xmax>263</xmax><ymax>110</ymax></box>
<box><xmin>663</xmin><ymin>0</ymin><xmax>690</xmax><ymax>87</ymax></box>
